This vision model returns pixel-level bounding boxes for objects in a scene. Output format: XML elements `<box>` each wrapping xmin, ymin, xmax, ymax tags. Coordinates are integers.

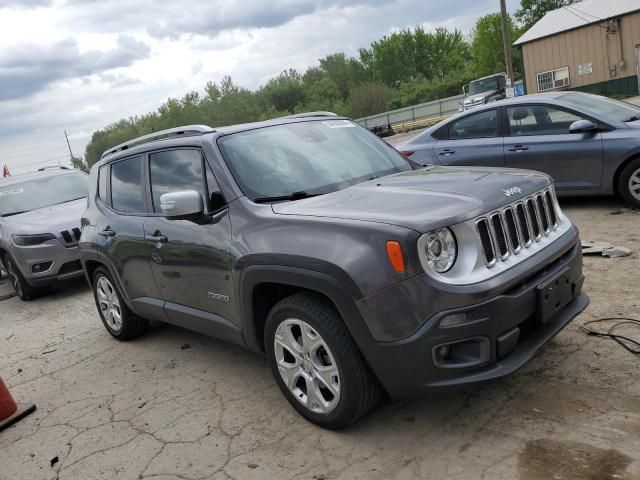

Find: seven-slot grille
<box><xmin>476</xmin><ymin>189</ymin><xmax>559</xmax><ymax>267</ymax></box>
<box><xmin>60</xmin><ymin>227</ymin><xmax>81</xmax><ymax>246</ymax></box>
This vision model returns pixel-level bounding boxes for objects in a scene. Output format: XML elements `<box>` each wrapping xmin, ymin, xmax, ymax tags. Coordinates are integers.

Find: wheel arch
<box><xmin>613</xmin><ymin>152</ymin><xmax>640</xmax><ymax>196</ymax></box>
<box><xmin>239</xmin><ymin>265</ymin><xmax>373</xmax><ymax>358</ymax></box>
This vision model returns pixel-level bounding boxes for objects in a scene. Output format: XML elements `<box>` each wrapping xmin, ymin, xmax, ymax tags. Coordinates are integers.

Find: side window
<box><xmin>205</xmin><ymin>164</ymin><xmax>226</xmax><ymax>212</ymax></box>
<box><xmin>508</xmin><ymin>105</ymin><xmax>584</xmax><ymax>137</ymax></box>
<box><xmin>149</xmin><ymin>149</ymin><xmax>206</xmax><ymax>214</ymax></box>
<box><xmin>98</xmin><ymin>165</ymin><xmax>108</xmax><ymax>203</ymax></box>
<box><xmin>448</xmin><ymin>110</ymin><xmax>498</xmax><ymax>140</ymax></box>
<box><xmin>110</xmin><ymin>156</ymin><xmax>145</xmax><ymax>213</ymax></box>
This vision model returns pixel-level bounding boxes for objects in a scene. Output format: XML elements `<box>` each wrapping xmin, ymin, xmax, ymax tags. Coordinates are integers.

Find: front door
<box><xmin>142</xmin><ymin>148</ymin><xmax>237</xmax><ymax>341</ymax></box>
<box><xmin>432</xmin><ymin>108</ymin><xmax>505</xmax><ymax>167</ymax></box>
<box><xmin>503</xmin><ymin>104</ymin><xmax>603</xmax><ymax>193</ymax></box>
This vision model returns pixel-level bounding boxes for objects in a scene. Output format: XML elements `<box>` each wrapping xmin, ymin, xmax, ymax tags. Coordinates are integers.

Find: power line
<box><xmin>565</xmin><ymin>4</ymin><xmax>602</xmax><ymax>22</ymax></box>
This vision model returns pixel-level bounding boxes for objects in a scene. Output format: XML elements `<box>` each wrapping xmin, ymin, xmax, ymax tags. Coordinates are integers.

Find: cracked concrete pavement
<box><xmin>1</xmin><ymin>198</ymin><xmax>639</xmax><ymax>480</ymax></box>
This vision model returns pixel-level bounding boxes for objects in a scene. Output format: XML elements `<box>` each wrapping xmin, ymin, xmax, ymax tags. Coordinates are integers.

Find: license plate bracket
<box><xmin>536</xmin><ymin>267</ymin><xmax>573</xmax><ymax>324</ymax></box>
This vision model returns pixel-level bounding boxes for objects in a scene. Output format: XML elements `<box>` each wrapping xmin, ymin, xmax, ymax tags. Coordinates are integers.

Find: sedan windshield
<box><xmin>217</xmin><ymin>120</ymin><xmax>411</xmax><ymax>201</ymax></box>
<box><xmin>559</xmin><ymin>93</ymin><xmax>640</xmax><ymax>123</ymax></box>
<box><xmin>0</xmin><ymin>172</ymin><xmax>88</xmax><ymax>217</ymax></box>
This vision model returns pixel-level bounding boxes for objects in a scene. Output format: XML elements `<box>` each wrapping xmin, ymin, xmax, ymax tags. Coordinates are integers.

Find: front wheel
<box><xmin>265</xmin><ymin>292</ymin><xmax>380</xmax><ymax>429</ymax></box>
<box><xmin>3</xmin><ymin>254</ymin><xmax>40</xmax><ymax>301</ymax></box>
<box><xmin>618</xmin><ymin>158</ymin><xmax>640</xmax><ymax>208</ymax></box>
<box><xmin>92</xmin><ymin>267</ymin><xmax>147</xmax><ymax>340</ymax></box>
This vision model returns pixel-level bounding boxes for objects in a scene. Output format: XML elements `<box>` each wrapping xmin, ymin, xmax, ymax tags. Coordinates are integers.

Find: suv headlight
<box><xmin>12</xmin><ymin>234</ymin><xmax>55</xmax><ymax>246</ymax></box>
<box><xmin>420</xmin><ymin>228</ymin><xmax>457</xmax><ymax>273</ymax></box>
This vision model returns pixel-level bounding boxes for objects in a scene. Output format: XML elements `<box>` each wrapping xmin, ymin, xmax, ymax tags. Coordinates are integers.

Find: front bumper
<box><xmin>5</xmin><ymin>241</ymin><xmax>84</xmax><ymax>287</ymax></box>
<box><xmin>355</xmin><ymin>228</ymin><xmax>588</xmax><ymax>399</ymax></box>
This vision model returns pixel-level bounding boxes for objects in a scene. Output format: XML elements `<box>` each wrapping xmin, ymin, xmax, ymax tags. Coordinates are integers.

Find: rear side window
<box><xmin>448</xmin><ymin>110</ymin><xmax>498</xmax><ymax>140</ymax></box>
<box><xmin>149</xmin><ymin>149</ymin><xmax>206</xmax><ymax>214</ymax></box>
<box><xmin>110</xmin><ymin>156</ymin><xmax>145</xmax><ymax>213</ymax></box>
<box><xmin>98</xmin><ymin>165</ymin><xmax>108</xmax><ymax>202</ymax></box>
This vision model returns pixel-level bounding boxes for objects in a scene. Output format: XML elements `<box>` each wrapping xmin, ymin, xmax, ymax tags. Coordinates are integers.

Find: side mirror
<box><xmin>160</xmin><ymin>190</ymin><xmax>204</xmax><ymax>220</ymax></box>
<box><xmin>569</xmin><ymin>119</ymin><xmax>596</xmax><ymax>134</ymax></box>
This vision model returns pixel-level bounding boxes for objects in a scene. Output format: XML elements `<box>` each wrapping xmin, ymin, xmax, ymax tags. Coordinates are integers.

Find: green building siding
<box><xmin>570</xmin><ymin>76</ymin><xmax>639</xmax><ymax>98</ymax></box>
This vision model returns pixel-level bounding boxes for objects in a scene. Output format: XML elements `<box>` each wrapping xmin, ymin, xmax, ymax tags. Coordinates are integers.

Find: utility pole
<box><xmin>64</xmin><ymin>130</ymin><xmax>73</xmax><ymax>167</ymax></box>
<box><xmin>500</xmin><ymin>0</ymin><xmax>515</xmax><ymax>91</ymax></box>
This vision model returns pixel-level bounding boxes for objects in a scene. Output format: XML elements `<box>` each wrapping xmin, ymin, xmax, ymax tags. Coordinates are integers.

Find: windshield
<box><xmin>559</xmin><ymin>93</ymin><xmax>640</xmax><ymax>122</ymax></box>
<box><xmin>469</xmin><ymin>77</ymin><xmax>499</xmax><ymax>95</ymax></box>
<box><xmin>217</xmin><ymin>120</ymin><xmax>411</xmax><ymax>201</ymax></box>
<box><xmin>0</xmin><ymin>172</ymin><xmax>88</xmax><ymax>217</ymax></box>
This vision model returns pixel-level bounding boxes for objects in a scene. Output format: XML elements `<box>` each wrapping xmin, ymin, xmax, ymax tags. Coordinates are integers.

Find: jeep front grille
<box><xmin>476</xmin><ymin>188</ymin><xmax>559</xmax><ymax>267</ymax></box>
<box><xmin>60</xmin><ymin>227</ymin><xmax>81</xmax><ymax>247</ymax></box>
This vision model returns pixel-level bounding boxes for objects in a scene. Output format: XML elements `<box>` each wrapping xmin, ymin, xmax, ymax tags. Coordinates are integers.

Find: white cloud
<box><xmin>0</xmin><ymin>0</ymin><xmax>520</xmax><ymax>174</ymax></box>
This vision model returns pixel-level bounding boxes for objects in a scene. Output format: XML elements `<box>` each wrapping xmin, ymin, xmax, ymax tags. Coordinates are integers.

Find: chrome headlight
<box><xmin>420</xmin><ymin>227</ymin><xmax>457</xmax><ymax>273</ymax></box>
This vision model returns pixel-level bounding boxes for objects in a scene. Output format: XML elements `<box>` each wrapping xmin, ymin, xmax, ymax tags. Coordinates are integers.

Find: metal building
<box><xmin>514</xmin><ymin>0</ymin><xmax>640</xmax><ymax>97</ymax></box>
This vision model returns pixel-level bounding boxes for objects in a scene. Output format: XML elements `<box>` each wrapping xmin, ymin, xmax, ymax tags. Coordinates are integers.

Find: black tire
<box><xmin>3</xmin><ymin>253</ymin><xmax>40</xmax><ymax>301</ymax></box>
<box><xmin>618</xmin><ymin>158</ymin><xmax>640</xmax><ymax>208</ymax></box>
<box><xmin>265</xmin><ymin>292</ymin><xmax>380</xmax><ymax>429</ymax></box>
<box><xmin>92</xmin><ymin>267</ymin><xmax>147</xmax><ymax>340</ymax></box>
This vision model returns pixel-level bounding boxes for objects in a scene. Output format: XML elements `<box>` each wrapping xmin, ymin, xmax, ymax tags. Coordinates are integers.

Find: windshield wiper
<box><xmin>1</xmin><ymin>210</ymin><xmax>29</xmax><ymax>217</ymax></box>
<box><xmin>624</xmin><ymin>115</ymin><xmax>640</xmax><ymax>122</ymax></box>
<box><xmin>253</xmin><ymin>191</ymin><xmax>322</xmax><ymax>203</ymax></box>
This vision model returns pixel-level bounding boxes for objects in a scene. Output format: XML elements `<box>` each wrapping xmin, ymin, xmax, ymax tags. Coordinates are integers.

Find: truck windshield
<box><xmin>469</xmin><ymin>77</ymin><xmax>498</xmax><ymax>95</ymax></box>
<box><xmin>559</xmin><ymin>93</ymin><xmax>640</xmax><ymax>123</ymax></box>
<box><xmin>0</xmin><ymin>173</ymin><xmax>88</xmax><ymax>217</ymax></box>
<box><xmin>217</xmin><ymin>120</ymin><xmax>411</xmax><ymax>201</ymax></box>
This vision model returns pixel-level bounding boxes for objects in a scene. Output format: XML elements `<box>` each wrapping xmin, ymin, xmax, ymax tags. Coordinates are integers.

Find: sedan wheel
<box><xmin>274</xmin><ymin>318</ymin><xmax>341</xmax><ymax>414</ymax></box>
<box><xmin>619</xmin><ymin>158</ymin><xmax>640</xmax><ymax>208</ymax></box>
<box><xmin>628</xmin><ymin>167</ymin><xmax>640</xmax><ymax>203</ymax></box>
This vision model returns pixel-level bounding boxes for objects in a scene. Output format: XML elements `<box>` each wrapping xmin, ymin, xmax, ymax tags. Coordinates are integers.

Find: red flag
<box><xmin>2</xmin><ymin>165</ymin><xmax>9</xmax><ymax>177</ymax></box>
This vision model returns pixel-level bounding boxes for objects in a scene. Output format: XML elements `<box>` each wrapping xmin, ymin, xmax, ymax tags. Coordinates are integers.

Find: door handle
<box><xmin>145</xmin><ymin>231</ymin><xmax>167</xmax><ymax>243</ymax></box>
<box><xmin>98</xmin><ymin>227</ymin><xmax>115</xmax><ymax>237</ymax></box>
<box><xmin>438</xmin><ymin>149</ymin><xmax>455</xmax><ymax>156</ymax></box>
<box><xmin>508</xmin><ymin>145</ymin><xmax>529</xmax><ymax>152</ymax></box>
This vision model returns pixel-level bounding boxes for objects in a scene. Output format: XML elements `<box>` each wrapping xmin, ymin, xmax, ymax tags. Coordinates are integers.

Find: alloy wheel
<box><xmin>629</xmin><ymin>167</ymin><xmax>640</xmax><ymax>202</ymax></box>
<box><xmin>5</xmin><ymin>258</ymin><xmax>22</xmax><ymax>297</ymax></box>
<box><xmin>274</xmin><ymin>318</ymin><xmax>341</xmax><ymax>414</ymax></box>
<box><xmin>96</xmin><ymin>276</ymin><xmax>123</xmax><ymax>332</ymax></box>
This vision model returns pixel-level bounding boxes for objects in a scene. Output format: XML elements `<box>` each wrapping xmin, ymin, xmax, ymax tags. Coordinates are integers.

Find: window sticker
<box><xmin>321</xmin><ymin>120</ymin><xmax>355</xmax><ymax>128</ymax></box>
<box><xmin>0</xmin><ymin>188</ymin><xmax>24</xmax><ymax>196</ymax></box>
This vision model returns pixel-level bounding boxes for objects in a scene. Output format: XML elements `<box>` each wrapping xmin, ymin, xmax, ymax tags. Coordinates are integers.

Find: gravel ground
<box><xmin>0</xmin><ymin>198</ymin><xmax>639</xmax><ymax>480</ymax></box>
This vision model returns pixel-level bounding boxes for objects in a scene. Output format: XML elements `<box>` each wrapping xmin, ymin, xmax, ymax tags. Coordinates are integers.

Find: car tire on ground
<box><xmin>265</xmin><ymin>292</ymin><xmax>380</xmax><ymax>429</ymax></box>
<box><xmin>618</xmin><ymin>158</ymin><xmax>640</xmax><ymax>208</ymax></box>
<box><xmin>92</xmin><ymin>266</ymin><xmax>148</xmax><ymax>340</ymax></box>
<box><xmin>3</xmin><ymin>253</ymin><xmax>40</xmax><ymax>301</ymax></box>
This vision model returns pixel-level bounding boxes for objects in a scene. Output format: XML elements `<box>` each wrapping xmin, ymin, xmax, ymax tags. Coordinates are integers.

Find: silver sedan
<box><xmin>398</xmin><ymin>92</ymin><xmax>640</xmax><ymax>207</ymax></box>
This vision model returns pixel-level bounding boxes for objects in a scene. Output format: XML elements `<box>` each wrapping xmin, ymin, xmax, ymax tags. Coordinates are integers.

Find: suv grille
<box><xmin>476</xmin><ymin>188</ymin><xmax>559</xmax><ymax>267</ymax></box>
<box><xmin>60</xmin><ymin>227</ymin><xmax>81</xmax><ymax>247</ymax></box>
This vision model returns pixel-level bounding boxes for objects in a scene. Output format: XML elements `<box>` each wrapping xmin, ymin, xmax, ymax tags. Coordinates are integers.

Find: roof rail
<box><xmin>37</xmin><ymin>165</ymin><xmax>71</xmax><ymax>171</ymax></box>
<box><xmin>280</xmin><ymin>111</ymin><xmax>338</xmax><ymax>119</ymax></box>
<box><xmin>101</xmin><ymin>125</ymin><xmax>214</xmax><ymax>160</ymax></box>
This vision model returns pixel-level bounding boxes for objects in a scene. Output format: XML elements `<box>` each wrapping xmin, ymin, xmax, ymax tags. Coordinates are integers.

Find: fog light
<box><xmin>32</xmin><ymin>261</ymin><xmax>53</xmax><ymax>273</ymax></box>
<box><xmin>435</xmin><ymin>345</ymin><xmax>450</xmax><ymax>361</ymax></box>
<box><xmin>439</xmin><ymin>313</ymin><xmax>469</xmax><ymax>328</ymax></box>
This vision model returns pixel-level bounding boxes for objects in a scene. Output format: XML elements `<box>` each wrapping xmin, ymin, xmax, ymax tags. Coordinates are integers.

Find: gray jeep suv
<box><xmin>80</xmin><ymin>114</ymin><xmax>589</xmax><ymax>428</ymax></box>
<box><xmin>0</xmin><ymin>167</ymin><xmax>88</xmax><ymax>300</ymax></box>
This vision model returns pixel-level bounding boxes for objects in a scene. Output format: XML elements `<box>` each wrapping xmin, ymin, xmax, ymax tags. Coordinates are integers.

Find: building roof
<box><xmin>514</xmin><ymin>0</ymin><xmax>640</xmax><ymax>46</ymax></box>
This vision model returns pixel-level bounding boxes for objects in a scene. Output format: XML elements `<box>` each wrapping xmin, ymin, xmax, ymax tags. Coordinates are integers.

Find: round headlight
<box><xmin>422</xmin><ymin>228</ymin><xmax>457</xmax><ymax>273</ymax></box>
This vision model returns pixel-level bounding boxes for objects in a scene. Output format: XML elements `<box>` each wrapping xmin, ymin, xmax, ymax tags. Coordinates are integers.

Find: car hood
<box><xmin>1</xmin><ymin>198</ymin><xmax>86</xmax><ymax>235</ymax></box>
<box><xmin>272</xmin><ymin>166</ymin><xmax>551</xmax><ymax>232</ymax></box>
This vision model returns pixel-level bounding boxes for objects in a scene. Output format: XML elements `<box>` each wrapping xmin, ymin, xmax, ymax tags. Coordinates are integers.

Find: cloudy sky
<box><xmin>0</xmin><ymin>0</ymin><xmax>518</xmax><ymax>174</ymax></box>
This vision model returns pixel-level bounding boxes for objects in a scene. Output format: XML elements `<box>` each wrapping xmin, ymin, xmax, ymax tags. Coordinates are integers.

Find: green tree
<box><xmin>70</xmin><ymin>155</ymin><xmax>89</xmax><ymax>172</ymax></box>
<box><xmin>515</xmin><ymin>0</ymin><xmax>577</xmax><ymax>30</ymax></box>
<box><xmin>258</xmin><ymin>69</ymin><xmax>305</xmax><ymax>113</ymax></box>
<box><xmin>348</xmin><ymin>82</ymin><xmax>393</xmax><ymax>118</ymax></box>
<box><xmin>469</xmin><ymin>13</ymin><xmax>522</xmax><ymax>78</ymax></box>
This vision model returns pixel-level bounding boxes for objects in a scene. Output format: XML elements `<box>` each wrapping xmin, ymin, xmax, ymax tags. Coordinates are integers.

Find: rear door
<box><xmin>503</xmin><ymin>104</ymin><xmax>604</xmax><ymax>193</ymax></box>
<box><xmin>94</xmin><ymin>156</ymin><xmax>164</xmax><ymax>320</ymax></box>
<box><xmin>142</xmin><ymin>148</ymin><xmax>238</xmax><ymax>342</ymax></box>
<box><xmin>432</xmin><ymin>108</ymin><xmax>505</xmax><ymax>167</ymax></box>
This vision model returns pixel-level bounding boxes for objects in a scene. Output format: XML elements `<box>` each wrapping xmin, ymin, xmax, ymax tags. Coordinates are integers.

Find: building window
<box><xmin>536</xmin><ymin>67</ymin><xmax>570</xmax><ymax>92</ymax></box>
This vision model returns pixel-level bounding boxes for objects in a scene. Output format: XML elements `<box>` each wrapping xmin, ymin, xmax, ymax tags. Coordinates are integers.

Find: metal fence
<box><xmin>355</xmin><ymin>94</ymin><xmax>464</xmax><ymax>130</ymax></box>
